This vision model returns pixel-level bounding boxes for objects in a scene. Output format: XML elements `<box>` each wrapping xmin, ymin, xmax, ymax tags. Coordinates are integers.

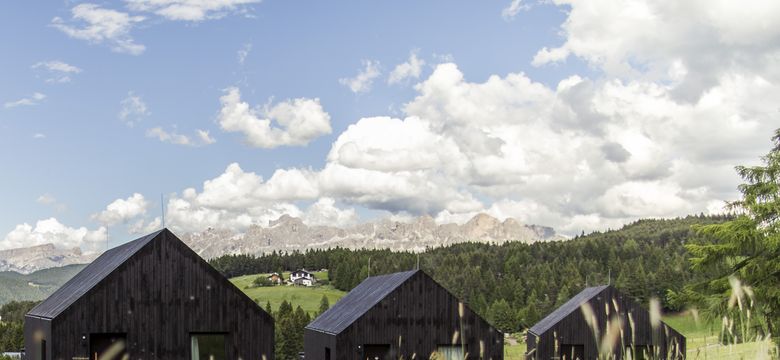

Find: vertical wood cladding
<box><xmin>304</xmin><ymin>271</ymin><xmax>503</xmax><ymax>360</ymax></box>
<box><xmin>526</xmin><ymin>286</ymin><xmax>686</xmax><ymax>360</ymax></box>
<box><xmin>25</xmin><ymin>230</ymin><xmax>274</xmax><ymax>360</ymax></box>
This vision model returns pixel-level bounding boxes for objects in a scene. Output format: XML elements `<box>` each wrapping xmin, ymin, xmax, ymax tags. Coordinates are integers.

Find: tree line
<box><xmin>0</xmin><ymin>300</ymin><xmax>38</xmax><ymax>353</ymax></box>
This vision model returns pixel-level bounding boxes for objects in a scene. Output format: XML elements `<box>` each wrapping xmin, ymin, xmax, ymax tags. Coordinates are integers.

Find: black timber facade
<box><xmin>526</xmin><ymin>285</ymin><xmax>686</xmax><ymax>360</ymax></box>
<box><xmin>24</xmin><ymin>229</ymin><xmax>274</xmax><ymax>360</ymax></box>
<box><xmin>304</xmin><ymin>270</ymin><xmax>503</xmax><ymax>360</ymax></box>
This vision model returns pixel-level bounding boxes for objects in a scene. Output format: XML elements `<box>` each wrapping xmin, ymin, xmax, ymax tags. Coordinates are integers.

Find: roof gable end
<box><xmin>528</xmin><ymin>285</ymin><xmax>609</xmax><ymax>335</ymax></box>
<box><xmin>305</xmin><ymin>270</ymin><xmax>418</xmax><ymax>335</ymax></box>
<box><xmin>27</xmin><ymin>229</ymin><xmax>165</xmax><ymax>319</ymax></box>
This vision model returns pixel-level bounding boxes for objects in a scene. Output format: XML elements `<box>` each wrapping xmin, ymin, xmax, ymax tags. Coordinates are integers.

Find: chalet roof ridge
<box><xmin>305</xmin><ymin>269</ymin><xmax>420</xmax><ymax>335</ymax></box>
<box><xmin>528</xmin><ymin>284</ymin><xmax>610</xmax><ymax>336</ymax></box>
<box><xmin>27</xmin><ymin>229</ymin><xmax>167</xmax><ymax>319</ymax></box>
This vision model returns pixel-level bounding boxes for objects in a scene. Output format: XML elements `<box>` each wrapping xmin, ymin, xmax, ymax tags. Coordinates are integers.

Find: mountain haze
<box><xmin>0</xmin><ymin>244</ymin><xmax>97</xmax><ymax>274</ymax></box>
<box><xmin>0</xmin><ymin>264</ymin><xmax>86</xmax><ymax>305</ymax></box>
<box><xmin>182</xmin><ymin>213</ymin><xmax>562</xmax><ymax>259</ymax></box>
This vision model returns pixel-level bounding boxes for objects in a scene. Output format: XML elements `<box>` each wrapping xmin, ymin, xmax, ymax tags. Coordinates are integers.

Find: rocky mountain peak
<box><xmin>181</xmin><ymin>212</ymin><xmax>563</xmax><ymax>258</ymax></box>
<box><xmin>0</xmin><ymin>243</ymin><xmax>97</xmax><ymax>274</ymax></box>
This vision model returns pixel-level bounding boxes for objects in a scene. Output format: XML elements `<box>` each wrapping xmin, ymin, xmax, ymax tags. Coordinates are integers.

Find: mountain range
<box><xmin>0</xmin><ymin>243</ymin><xmax>97</xmax><ymax>274</ymax></box>
<box><xmin>0</xmin><ymin>213</ymin><xmax>561</xmax><ymax>274</ymax></box>
<box><xmin>180</xmin><ymin>213</ymin><xmax>563</xmax><ymax>259</ymax></box>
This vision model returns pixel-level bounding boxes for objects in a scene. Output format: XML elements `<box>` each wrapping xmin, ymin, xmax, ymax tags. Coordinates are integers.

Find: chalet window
<box><xmin>362</xmin><ymin>344</ymin><xmax>390</xmax><ymax>360</ymax></box>
<box><xmin>325</xmin><ymin>347</ymin><xmax>331</xmax><ymax>360</ymax></box>
<box><xmin>190</xmin><ymin>334</ymin><xmax>227</xmax><ymax>360</ymax></box>
<box><xmin>559</xmin><ymin>344</ymin><xmax>584</xmax><ymax>360</ymax></box>
<box><xmin>90</xmin><ymin>333</ymin><xmax>127</xmax><ymax>360</ymax></box>
<box><xmin>436</xmin><ymin>345</ymin><xmax>464</xmax><ymax>360</ymax></box>
<box><xmin>40</xmin><ymin>339</ymin><xmax>45</xmax><ymax>360</ymax></box>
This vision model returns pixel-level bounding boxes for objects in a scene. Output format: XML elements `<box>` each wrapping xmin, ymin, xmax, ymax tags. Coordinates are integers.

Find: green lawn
<box><xmin>231</xmin><ymin>272</ymin><xmax>346</xmax><ymax>315</ymax></box>
<box><xmin>663</xmin><ymin>312</ymin><xmax>777</xmax><ymax>360</ymax></box>
<box><xmin>504</xmin><ymin>313</ymin><xmax>778</xmax><ymax>360</ymax></box>
<box><xmin>504</xmin><ymin>338</ymin><xmax>526</xmax><ymax>360</ymax></box>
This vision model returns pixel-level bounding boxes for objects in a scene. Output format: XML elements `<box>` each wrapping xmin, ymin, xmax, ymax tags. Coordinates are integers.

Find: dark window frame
<box><xmin>189</xmin><ymin>332</ymin><xmax>230</xmax><ymax>360</ymax></box>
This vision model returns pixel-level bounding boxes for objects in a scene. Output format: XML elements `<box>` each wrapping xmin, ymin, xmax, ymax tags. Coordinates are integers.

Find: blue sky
<box><xmin>2</xmin><ymin>0</ymin><xmax>778</xmax><ymax>251</ymax></box>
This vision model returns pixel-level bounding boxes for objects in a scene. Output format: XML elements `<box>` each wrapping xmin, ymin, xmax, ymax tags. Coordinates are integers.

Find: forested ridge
<box><xmin>210</xmin><ymin>214</ymin><xmax>730</xmax><ymax>333</ymax></box>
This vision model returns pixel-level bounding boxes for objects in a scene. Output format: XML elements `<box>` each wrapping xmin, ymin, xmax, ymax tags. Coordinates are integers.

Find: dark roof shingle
<box><xmin>26</xmin><ymin>230</ymin><xmax>164</xmax><ymax>319</ymax></box>
<box><xmin>528</xmin><ymin>285</ymin><xmax>609</xmax><ymax>335</ymax></box>
<box><xmin>305</xmin><ymin>269</ymin><xmax>418</xmax><ymax>335</ymax></box>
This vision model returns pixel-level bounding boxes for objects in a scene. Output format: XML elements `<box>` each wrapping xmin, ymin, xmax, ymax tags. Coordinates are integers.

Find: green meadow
<box><xmin>230</xmin><ymin>271</ymin><xmax>346</xmax><ymax>315</ymax></box>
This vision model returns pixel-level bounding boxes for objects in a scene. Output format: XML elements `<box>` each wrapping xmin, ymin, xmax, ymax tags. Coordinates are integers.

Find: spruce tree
<box><xmin>317</xmin><ymin>294</ymin><xmax>330</xmax><ymax>316</ymax></box>
<box><xmin>687</xmin><ymin>128</ymin><xmax>780</xmax><ymax>343</ymax></box>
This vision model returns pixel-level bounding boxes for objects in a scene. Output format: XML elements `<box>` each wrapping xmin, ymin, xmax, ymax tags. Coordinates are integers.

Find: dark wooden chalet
<box><xmin>526</xmin><ymin>285</ymin><xmax>685</xmax><ymax>360</ymax></box>
<box><xmin>24</xmin><ymin>229</ymin><xmax>274</xmax><ymax>360</ymax></box>
<box><xmin>304</xmin><ymin>269</ymin><xmax>503</xmax><ymax>360</ymax></box>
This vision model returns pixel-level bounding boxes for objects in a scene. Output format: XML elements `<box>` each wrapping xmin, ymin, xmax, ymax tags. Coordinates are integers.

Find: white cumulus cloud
<box><xmin>125</xmin><ymin>0</ymin><xmax>261</xmax><ymax>21</ymax></box>
<box><xmin>36</xmin><ymin>194</ymin><xmax>67</xmax><ymax>212</ymax></box>
<box><xmin>4</xmin><ymin>92</ymin><xmax>46</xmax><ymax>108</ymax></box>
<box><xmin>388</xmin><ymin>52</ymin><xmax>425</xmax><ymax>85</ymax></box>
<box><xmin>51</xmin><ymin>4</ymin><xmax>145</xmax><ymax>55</ymax></box>
<box><xmin>302</xmin><ymin>198</ymin><xmax>358</xmax><ymax>227</ymax></box>
<box><xmin>146</xmin><ymin>127</ymin><xmax>216</xmax><ymax>146</ymax></box>
<box><xmin>92</xmin><ymin>193</ymin><xmax>149</xmax><ymax>226</ymax></box>
<box><xmin>0</xmin><ymin>218</ymin><xmax>107</xmax><ymax>252</ymax></box>
<box><xmin>32</xmin><ymin>60</ymin><xmax>82</xmax><ymax>83</ymax></box>
<box><xmin>237</xmin><ymin>42</ymin><xmax>252</xmax><ymax>65</ymax></box>
<box><xmin>119</xmin><ymin>92</ymin><xmax>149</xmax><ymax>127</ymax></box>
<box><xmin>502</xmin><ymin>0</ymin><xmax>528</xmax><ymax>21</ymax></box>
<box><xmin>218</xmin><ymin>87</ymin><xmax>332</xmax><ymax>148</ymax></box>
<box><xmin>533</xmin><ymin>0</ymin><xmax>780</xmax><ymax>100</ymax></box>
<box><xmin>339</xmin><ymin>60</ymin><xmax>381</xmax><ymax>93</ymax></box>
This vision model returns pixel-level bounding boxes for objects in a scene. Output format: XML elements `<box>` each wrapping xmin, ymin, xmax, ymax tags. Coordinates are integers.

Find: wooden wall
<box><xmin>304</xmin><ymin>329</ymin><xmax>336</xmax><ymax>360</ymax></box>
<box><xmin>23</xmin><ymin>315</ymin><xmax>51</xmax><ymax>360</ymax></box>
<box><xmin>527</xmin><ymin>287</ymin><xmax>686</xmax><ymax>360</ymax></box>
<box><xmin>306</xmin><ymin>271</ymin><xmax>503</xmax><ymax>360</ymax></box>
<box><xmin>40</xmin><ymin>231</ymin><xmax>274</xmax><ymax>360</ymax></box>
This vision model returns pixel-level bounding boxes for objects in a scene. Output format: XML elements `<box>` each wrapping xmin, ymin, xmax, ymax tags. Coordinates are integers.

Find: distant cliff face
<box><xmin>0</xmin><ymin>213</ymin><xmax>562</xmax><ymax>271</ymax></box>
<box><xmin>180</xmin><ymin>213</ymin><xmax>564</xmax><ymax>259</ymax></box>
<box><xmin>0</xmin><ymin>243</ymin><xmax>97</xmax><ymax>274</ymax></box>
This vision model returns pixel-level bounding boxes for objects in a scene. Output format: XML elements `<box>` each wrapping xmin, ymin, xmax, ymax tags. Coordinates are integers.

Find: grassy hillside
<box><xmin>230</xmin><ymin>272</ymin><xmax>346</xmax><ymax>315</ymax></box>
<box><xmin>0</xmin><ymin>264</ymin><xmax>85</xmax><ymax>305</ymax></box>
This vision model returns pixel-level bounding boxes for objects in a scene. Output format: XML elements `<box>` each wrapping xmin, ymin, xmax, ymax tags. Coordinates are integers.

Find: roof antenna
<box><xmin>608</xmin><ymin>268</ymin><xmax>611</xmax><ymax>286</ymax></box>
<box><xmin>161</xmin><ymin>193</ymin><xmax>166</xmax><ymax>229</ymax></box>
<box><xmin>416</xmin><ymin>254</ymin><xmax>420</xmax><ymax>270</ymax></box>
<box><xmin>367</xmin><ymin>257</ymin><xmax>371</xmax><ymax>278</ymax></box>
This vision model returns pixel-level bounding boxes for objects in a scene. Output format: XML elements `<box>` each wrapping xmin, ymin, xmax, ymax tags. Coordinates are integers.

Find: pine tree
<box><xmin>278</xmin><ymin>300</ymin><xmax>293</xmax><ymax>319</ymax></box>
<box><xmin>487</xmin><ymin>299</ymin><xmax>517</xmax><ymax>333</ymax></box>
<box><xmin>317</xmin><ymin>295</ymin><xmax>330</xmax><ymax>316</ymax></box>
<box><xmin>554</xmin><ymin>284</ymin><xmax>571</xmax><ymax>308</ymax></box>
<box><xmin>520</xmin><ymin>289</ymin><xmax>541</xmax><ymax>327</ymax></box>
<box><xmin>687</xmin><ymin>128</ymin><xmax>780</xmax><ymax>343</ymax></box>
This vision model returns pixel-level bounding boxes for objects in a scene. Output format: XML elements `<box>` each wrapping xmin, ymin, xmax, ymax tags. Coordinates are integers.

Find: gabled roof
<box><xmin>306</xmin><ymin>269</ymin><xmax>418</xmax><ymax>335</ymax></box>
<box><xmin>528</xmin><ymin>285</ymin><xmax>609</xmax><ymax>335</ymax></box>
<box><xmin>27</xmin><ymin>230</ymin><xmax>165</xmax><ymax>319</ymax></box>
